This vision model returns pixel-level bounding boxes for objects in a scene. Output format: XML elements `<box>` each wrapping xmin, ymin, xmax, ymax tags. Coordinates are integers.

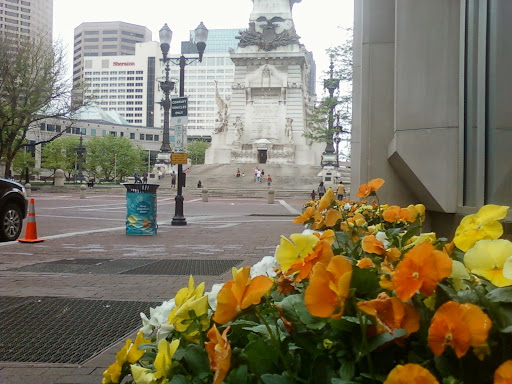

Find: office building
<box><xmin>73</xmin><ymin>21</ymin><xmax>152</xmax><ymax>87</ymax></box>
<box><xmin>80</xmin><ymin>28</ymin><xmax>241</xmax><ymax>141</ymax></box>
<box><xmin>351</xmin><ymin>0</ymin><xmax>511</xmax><ymax>233</ymax></box>
<box><xmin>0</xmin><ymin>0</ymin><xmax>52</xmax><ymax>43</ymax></box>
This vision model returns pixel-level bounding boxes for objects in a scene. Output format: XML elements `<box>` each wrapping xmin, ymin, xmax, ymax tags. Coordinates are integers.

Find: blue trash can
<box><xmin>123</xmin><ymin>183</ymin><xmax>159</xmax><ymax>235</ymax></box>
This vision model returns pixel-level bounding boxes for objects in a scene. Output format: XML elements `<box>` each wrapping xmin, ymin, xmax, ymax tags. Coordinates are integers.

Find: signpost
<box><xmin>171</xmin><ymin>153</ymin><xmax>188</xmax><ymax>164</ymax></box>
<box><xmin>171</xmin><ymin>97</ymin><xmax>188</xmax><ymax>126</ymax></box>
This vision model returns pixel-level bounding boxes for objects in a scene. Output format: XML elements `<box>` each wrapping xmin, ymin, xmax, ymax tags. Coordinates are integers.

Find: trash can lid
<box><xmin>123</xmin><ymin>183</ymin><xmax>160</xmax><ymax>193</ymax></box>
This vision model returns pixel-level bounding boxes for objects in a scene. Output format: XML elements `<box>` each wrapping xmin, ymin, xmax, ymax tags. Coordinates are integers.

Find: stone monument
<box><xmin>205</xmin><ymin>0</ymin><xmax>323</xmax><ymax>166</ymax></box>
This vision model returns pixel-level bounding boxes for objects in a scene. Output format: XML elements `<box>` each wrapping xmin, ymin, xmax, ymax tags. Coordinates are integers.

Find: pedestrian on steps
<box><xmin>317</xmin><ymin>181</ymin><xmax>326</xmax><ymax>199</ymax></box>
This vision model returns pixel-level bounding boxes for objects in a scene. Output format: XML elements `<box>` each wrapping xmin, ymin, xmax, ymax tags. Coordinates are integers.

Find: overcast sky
<box><xmin>53</xmin><ymin>0</ymin><xmax>353</xmax><ymax>95</ymax></box>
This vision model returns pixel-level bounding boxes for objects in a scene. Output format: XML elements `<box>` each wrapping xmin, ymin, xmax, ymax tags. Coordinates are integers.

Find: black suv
<box><xmin>0</xmin><ymin>178</ymin><xmax>28</xmax><ymax>241</ymax></box>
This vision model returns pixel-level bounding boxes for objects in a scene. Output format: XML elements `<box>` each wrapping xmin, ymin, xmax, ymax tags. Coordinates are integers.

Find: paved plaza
<box><xmin>0</xmin><ymin>184</ymin><xmax>307</xmax><ymax>384</ymax></box>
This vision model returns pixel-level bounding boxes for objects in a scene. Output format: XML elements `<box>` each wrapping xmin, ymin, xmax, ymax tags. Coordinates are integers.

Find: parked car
<box><xmin>0</xmin><ymin>178</ymin><xmax>28</xmax><ymax>241</ymax></box>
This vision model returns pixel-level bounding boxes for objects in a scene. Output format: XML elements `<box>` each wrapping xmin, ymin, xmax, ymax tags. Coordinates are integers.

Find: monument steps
<box><xmin>176</xmin><ymin>163</ymin><xmax>352</xmax><ymax>199</ymax></box>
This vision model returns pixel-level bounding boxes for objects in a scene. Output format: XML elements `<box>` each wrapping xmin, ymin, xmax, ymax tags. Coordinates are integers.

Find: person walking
<box><xmin>134</xmin><ymin>171</ymin><xmax>142</xmax><ymax>184</ymax></box>
<box><xmin>142</xmin><ymin>171</ymin><xmax>148</xmax><ymax>184</ymax></box>
<box><xmin>336</xmin><ymin>181</ymin><xmax>346</xmax><ymax>200</ymax></box>
<box><xmin>310</xmin><ymin>190</ymin><xmax>316</xmax><ymax>200</ymax></box>
<box><xmin>317</xmin><ymin>181</ymin><xmax>326</xmax><ymax>199</ymax></box>
<box><xmin>171</xmin><ymin>171</ymin><xmax>176</xmax><ymax>188</ymax></box>
<box><xmin>267</xmin><ymin>174</ymin><xmax>272</xmax><ymax>188</ymax></box>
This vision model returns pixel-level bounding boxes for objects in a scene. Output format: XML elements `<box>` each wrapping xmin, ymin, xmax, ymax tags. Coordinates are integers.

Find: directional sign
<box><xmin>171</xmin><ymin>97</ymin><xmax>188</xmax><ymax>126</ymax></box>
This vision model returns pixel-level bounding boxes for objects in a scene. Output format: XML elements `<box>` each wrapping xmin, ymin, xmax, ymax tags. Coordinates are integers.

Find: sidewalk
<box><xmin>0</xmin><ymin>194</ymin><xmax>306</xmax><ymax>384</ymax></box>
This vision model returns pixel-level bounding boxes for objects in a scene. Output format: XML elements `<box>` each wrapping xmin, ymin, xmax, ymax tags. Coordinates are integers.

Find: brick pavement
<box><xmin>0</xmin><ymin>192</ymin><xmax>306</xmax><ymax>384</ymax></box>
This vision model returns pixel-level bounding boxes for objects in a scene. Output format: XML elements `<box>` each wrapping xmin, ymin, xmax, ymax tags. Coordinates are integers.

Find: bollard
<box><xmin>24</xmin><ymin>183</ymin><xmax>31</xmax><ymax>197</ymax></box>
<box><xmin>80</xmin><ymin>184</ymin><xmax>87</xmax><ymax>199</ymax></box>
<box><xmin>268</xmin><ymin>188</ymin><xmax>275</xmax><ymax>204</ymax></box>
<box><xmin>202</xmin><ymin>188</ymin><xmax>208</xmax><ymax>202</ymax></box>
<box><xmin>54</xmin><ymin>169</ymin><xmax>65</xmax><ymax>187</ymax></box>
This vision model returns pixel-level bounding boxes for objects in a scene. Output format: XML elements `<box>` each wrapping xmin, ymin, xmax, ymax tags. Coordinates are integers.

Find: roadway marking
<box><xmin>278</xmin><ymin>200</ymin><xmax>301</xmax><ymax>215</ymax></box>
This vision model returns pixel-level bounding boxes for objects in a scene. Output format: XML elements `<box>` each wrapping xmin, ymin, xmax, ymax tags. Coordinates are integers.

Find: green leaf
<box><xmin>278</xmin><ymin>294</ymin><xmax>327</xmax><ymax>331</ymax></box>
<box><xmin>226</xmin><ymin>364</ymin><xmax>249</xmax><ymax>384</ymax></box>
<box><xmin>169</xmin><ymin>374</ymin><xmax>192</xmax><ymax>384</ymax></box>
<box><xmin>331</xmin><ymin>379</ymin><xmax>358</xmax><ymax>384</ymax></box>
<box><xmin>261</xmin><ymin>373</ymin><xmax>295</xmax><ymax>384</ymax></box>
<box><xmin>367</xmin><ymin>329</ymin><xmax>407</xmax><ymax>352</ymax></box>
<box><xmin>487</xmin><ymin>287</ymin><xmax>512</xmax><ymax>303</ymax></box>
<box><xmin>244</xmin><ymin>338</ymin><xmax>279</xmax><ymax>375</ymax></box>
<box><xmin>350</xmin><ymin>267</ymin><xmax>381</xmax><ymax>297</ymax></box>
<box><xmin>183</xmin><ymin>344</ymin><xmax>210</xmax><ymax>380</ymax></box>
<box><xmin>401</xmin><ymin>225</ymin><xmax>421</xmax><ymax>245</ymax></box>
<box><xmin>338</xmin><ymin>360</ymin><xmax>355</xmax><ymax>381</ymax></box>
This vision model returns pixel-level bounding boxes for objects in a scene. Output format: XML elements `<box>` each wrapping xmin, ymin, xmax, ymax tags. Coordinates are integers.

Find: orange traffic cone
<box><xmin>18</xmin><ymin>198</ymin><xmax>44</xmax><ymax>243</ymax></box>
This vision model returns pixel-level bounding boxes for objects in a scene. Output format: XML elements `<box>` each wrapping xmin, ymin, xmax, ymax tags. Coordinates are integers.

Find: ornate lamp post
<box><xmin>321</xmin><ymin>58</ymin><xmax>340</xmax><ymax>166</ymax></box>
<box><xmin>159</xmin><ymin>22</ymin><xmax>208</xmax><ymax>226</ymax></box>
<box><xmin>158</xmin><ymin>24</ymin><xmax>174</xmax><ymax>153</ymax></box>
<box><xmin>76</xmin><ymin>133</ymin><xmax>86</xmax><ymax>183</ymax></box>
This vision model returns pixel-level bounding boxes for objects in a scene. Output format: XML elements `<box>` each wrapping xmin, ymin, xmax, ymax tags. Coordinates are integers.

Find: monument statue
<box><xmin>285</xmin><ymin>117</ymin><xmax>294</xmax><ymax>143</ymax></box>
<box><xmin>234</xmin><ymin>116</ymin><xmax>244</xmax><ymax>142</ymax></box>
<box><xmin>213</xmin><ymin>80</ymin><xmax>230</xmax><ymax>134</ymax></box>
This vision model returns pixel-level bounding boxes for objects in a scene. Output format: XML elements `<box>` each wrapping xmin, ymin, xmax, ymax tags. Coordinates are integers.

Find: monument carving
<box><xmin>213</xmin><ymin>80</ymin><xmax>230</xmax><ymax>134</ymax></box>
<box><xmin>234</xmin><ymin>116</ymin><xmax>244</xmax><ymax>142</ymax></box>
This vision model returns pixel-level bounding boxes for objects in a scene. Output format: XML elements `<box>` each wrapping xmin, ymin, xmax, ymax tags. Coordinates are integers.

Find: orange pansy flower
<box><xmin>314</xmin><ymin>229</ymin><xmax>335</xmax><ymax>246</ymax></box>
<box><xmin>362</xmin><ymin>235</ymin><xmax>386</xmax><ymax>255</ymax></box>
<box><xmin>428</xmin><ymin>301</ymin><xmax>492</xmax><ymax>358</ymax></box>
<box><xmin>495</xmin><ymin>360</ymin><xmax>512</xmax><ymax>384</ymax></box>
<box><xmin>325</xmin><ymin>208</ymin><xmax>342</xmax><ymax>227</ymax></box>
<box><xmin>357</xmin><ymin>292</ymin><xmax>420</xmax><ymax>337</ymax></box>
<box><xmin>305</xmin><ymin>256</ymin><xmax>352</xmax><ymax>319</ymax></box>
<box><xmin>384</xmin><ymin>364</ymin><xmax>439</xmax><ymax>384</ymax></box>
<box><xmin>357</xmin><ymin>178</ymin><xmax>385</xmax><ymax>198</ymax></box>
<box><xmin>293</xmin><ymin>206</ymin><xmax>316</xmax><ymax>224</ymax></box>
<box><xmin>205</xmin><ymin>325</ymin><xmax>231</xmax><ymax>384</ymax></box>
<box><xmin>318</xmin><ymin>188</ymin><xmax>335</xmax><ymax>211</ymax></box>
<box><xmin>311</xmin><ymin>212</ymin><xmax>325</xmax><ymax>230</ymax></box>
<box><xmin>392</xmin><ymin>242</ymin><xmax>452</xmax><ymax>301</ymax></box>
<box><xmin>357</xmin><ymin>257</ymin><xmax>375</xmax><ymax>269</ymax></box>
<box><xmin>213</xmin><ymin>266</ymin><xmax>273</xmax><ymax>324</ymax></box>
<box><xmin>286</xmin><ymin>238</ymin><xmax>334</xmax><ymax>283</ymax></box>
<box><xmin>383</xmin><ymin>205</ymin><xmax>412</xmax><ymax>223</ymax></box>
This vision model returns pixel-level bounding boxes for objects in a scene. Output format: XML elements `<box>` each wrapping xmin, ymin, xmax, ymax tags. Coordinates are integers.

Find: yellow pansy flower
<box><xmin>154</xmin><ymin>339</ymin><xmax>180</xmax><ymax>380</ymax></box>
<box><xmin>454</xmin><ymin>204</ymin><xmax>509</xmax><ymax>252</ymax></box>
<box><xmin>275</xmin><ymin>233</ymin><xmax>319</xmax><ymax>271</ymax></box>
<box><xmin>464</xmin><ymin>239</ymin><xmax>512</xmax><ymax>287</ymax></box>
<box><xmin>130</xmin><ymin>365</ymin><xmax>158</xmax><ymax>384</ymax></box>
<box><xmin>170</xmin><ymin>295</ymin><xmax>209</xmax><ymax>341</ymax></box>
<box><xmin>127</xmin><ymin>331</ymin><xmax>150</xmax><ymax>364</ymax></box>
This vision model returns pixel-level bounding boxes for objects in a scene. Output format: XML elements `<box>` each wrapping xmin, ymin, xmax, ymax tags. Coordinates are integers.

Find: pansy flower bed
<box><xmin>102</xmin><ymin>179</ymin><xmax>512</xmax><ymax>384</ymax></box>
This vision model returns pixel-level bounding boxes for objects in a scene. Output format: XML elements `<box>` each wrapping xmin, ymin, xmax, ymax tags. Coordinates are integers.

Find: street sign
<box><xmin>171</xmin><ymin>97</ymin><xmax>188</xmax><ymax>126</ymax></box>
<box><xmin>171</xmin><ymin>153</ymin><xmax>188</xmax><ymax>165</ymax></box>
<box><xmin>174</xmin><ymin>125</ymin><xmax>184</xmax><ymax>152</ymax></box>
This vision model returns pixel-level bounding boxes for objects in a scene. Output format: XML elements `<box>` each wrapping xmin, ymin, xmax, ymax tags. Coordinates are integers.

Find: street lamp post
<box><xmin>321</xmin><ymin>58</ymin><xmax>340</xmax><ymax>166</ymax></box>
<box><xmin>76</xmin><ymin>133</ymin><xmax>85</xmax><ymax>183</ymax></box>
<box><xmin>159</xmin><ymin>22</ymin><xmax>208</xmax><ymax>226</ymax></box>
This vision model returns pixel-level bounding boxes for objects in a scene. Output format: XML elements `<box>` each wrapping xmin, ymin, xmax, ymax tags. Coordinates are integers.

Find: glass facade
<box><xmin>463</xmin><ymin>0</ymin><xmax>512</xmax><ymax>207</ymax></box>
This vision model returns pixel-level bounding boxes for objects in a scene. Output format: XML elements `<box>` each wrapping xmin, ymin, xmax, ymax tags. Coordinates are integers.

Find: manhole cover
<box><xmin>0</xmin><ymin>297</ymin><xmax>160</xmax><ymax>364</ymax></box>
<box><xmin>121</xmin><ymin>259</ymin><xmax>243</xmax><ymax>276</ymax></box>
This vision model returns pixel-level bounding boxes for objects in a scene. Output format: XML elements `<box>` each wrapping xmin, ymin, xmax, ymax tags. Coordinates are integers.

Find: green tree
<box><xmin>12</xmin><ymin>147</ymin><xmax>36</xmax><ymax>182</ymax></box>
<box><xmin>0</xmin><ymin>36</ymin><xmax>80</xmax><ymax>177</ymax></box>
<box><xmin>186</xmin><ymin>140</ymin><xmax>211</xmax><ymax>165</ymax></box>
<box><xmin>86</xmin><ymin>135</ymin><xmax>144</xmax><ymax>182</ymax></box>
<box><xmin>41</xmin><ymin>136</ymin><xmax>80</xmax><ymax>178</ymax></box>
<box><xmin>304</xmin><ymin>27</ymin><xmax>353</xmax><ymax>161</ymax></box>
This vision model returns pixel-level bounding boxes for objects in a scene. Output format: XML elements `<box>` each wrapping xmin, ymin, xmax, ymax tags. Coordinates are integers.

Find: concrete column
<box><xmin>54</xmin><ymin>169</ymin><xmax>65</xmax><ymax>187</ymax></box>
<box><xmin>24</xmin><ymin>183</ymin><xmax>31</xmax><ymax>197</ymax></box>
<box><xmin>202</xmin><ymin>188</ymin><xmax>208</xmax><ymax>202</ymax></box>
<box><xmin>268</xmin><ymin>189</ymin><xmax>274</xmax><ymax>204</ymax></box>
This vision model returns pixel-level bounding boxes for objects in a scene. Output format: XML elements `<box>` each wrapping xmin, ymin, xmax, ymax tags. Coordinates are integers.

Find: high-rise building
<box><xmin>81</xmin><ymin>28</ymin><xmax>241</xmax><ymax>141</ymax></box>
<box><xmin>0</xmin><ymin>0</ymin><xmax>53</xmax><ymax>43</ymax></box>
<box><xmin>73</xmin><ymin>21</ymin><xmax>152</xmax><ymax>88</ymax></box>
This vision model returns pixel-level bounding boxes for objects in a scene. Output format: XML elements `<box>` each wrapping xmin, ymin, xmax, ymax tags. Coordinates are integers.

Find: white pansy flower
<box><xmin>344</xmin><ymin>203</ymin><xmax>351</xmax><ymax>211</ymax></box>
<box><xmin>375</xmin><ymin>231</ymin><xmax>390</xmax><ymax>249</ymax></box>
<box><xmin>250</xmin><ymin>256</ymin><xmax>277</xmax><ymax>278</ymax></box>
<box><xmin>206</xmin><ymin>283</ymin><xmax>224</xmax><ymax>312</ymax></box>
<box><xmin>156</xmin><ymin>323</ymin><xmax>175</xmax><ymax>343</ymax></box>
<box><xmin>139</xmin><ymin>298</ymin><xmax>176</xmax><ymax>337</ymax></box>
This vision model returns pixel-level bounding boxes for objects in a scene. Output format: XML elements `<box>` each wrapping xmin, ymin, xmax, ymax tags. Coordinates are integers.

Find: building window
<box><xmin>130</xmin><ymin>133</ymin><xmax>135</xmax><ymax>139</ymax></box>
<box><xmin>140</xmin><ymin>134</ymin><xmax>144</xmax><ymax>140</ymax></box>
<box><xmin>91</xmin><ymin>129</ymin><xmax>97</xmax><ymax>136</ymax></box>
